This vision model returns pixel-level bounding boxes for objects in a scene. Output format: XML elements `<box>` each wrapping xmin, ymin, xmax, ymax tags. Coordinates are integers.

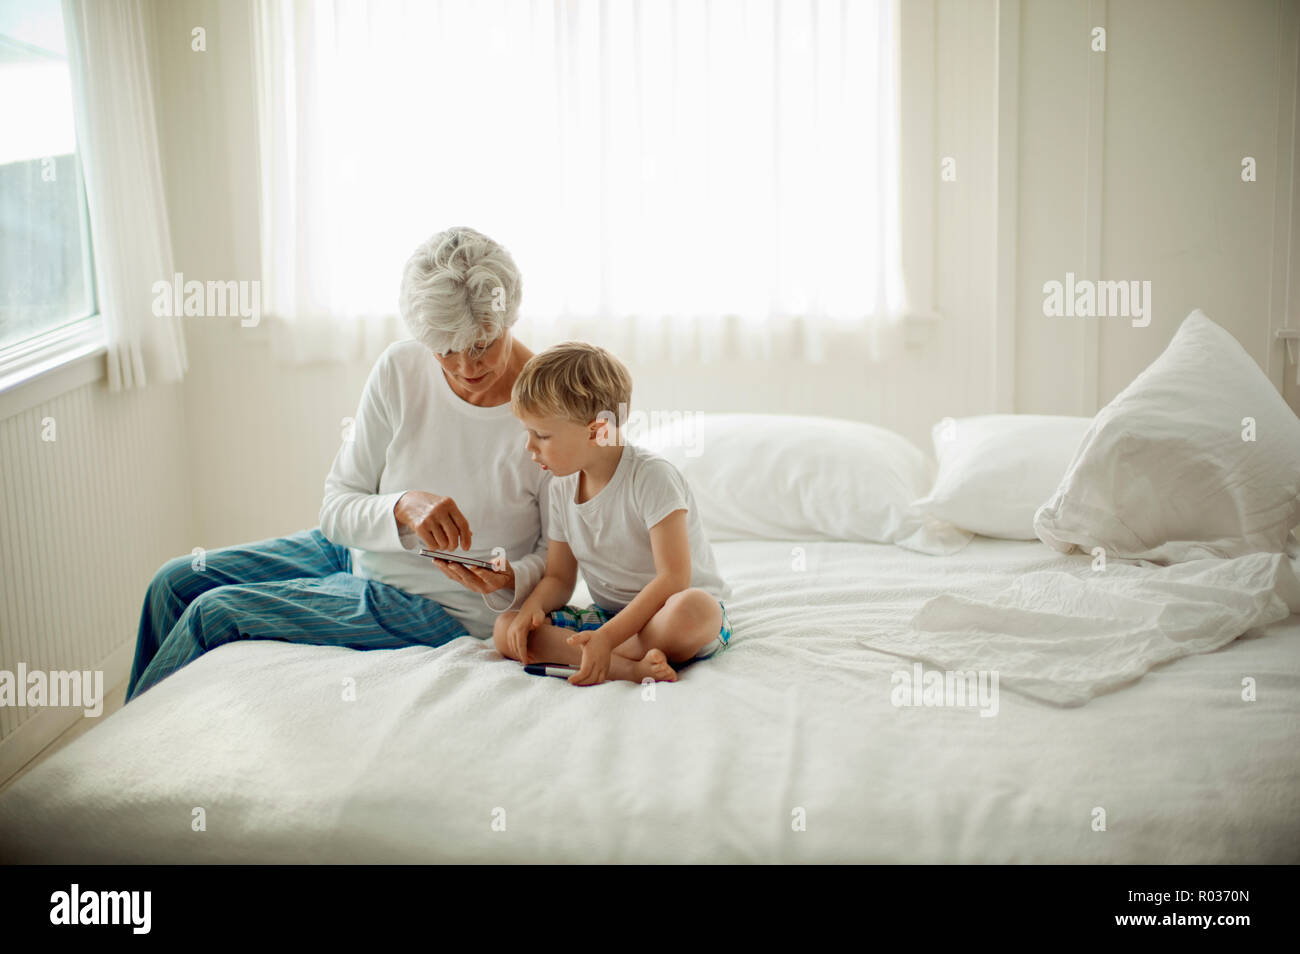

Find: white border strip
<box><xmin>1267</xmin><ymin>0</ymin><xmax>1300</xmax><ymax>391</ymax></box>
<box><xmin>1081</xmin><ymin>0</ymin><xmax>1107</xmax><ymax>415</ymax></box>
<box><xmin>994</xmin><ymin>0</ymin><xmax>1020</xmax><ymax>413</ymax></box>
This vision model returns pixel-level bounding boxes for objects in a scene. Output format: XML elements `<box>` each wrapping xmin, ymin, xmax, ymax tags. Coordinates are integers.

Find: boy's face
<box><xmin>518</xmin><ymin>412</ymin><xmax>608</xmax><ymax>477</ymax></box>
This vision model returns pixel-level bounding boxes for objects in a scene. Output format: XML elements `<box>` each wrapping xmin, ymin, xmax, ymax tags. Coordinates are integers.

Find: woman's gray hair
<box><xmin>398</xmin><ymin>226</ymin><xmax>523</xmax><ymax>355</ymax></box>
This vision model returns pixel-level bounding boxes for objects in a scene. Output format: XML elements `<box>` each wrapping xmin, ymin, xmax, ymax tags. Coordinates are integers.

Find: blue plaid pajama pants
<box><xmin>125</xmin><ymin>528</ymin><xmax>470</xmax><ymax>702</ymax></box>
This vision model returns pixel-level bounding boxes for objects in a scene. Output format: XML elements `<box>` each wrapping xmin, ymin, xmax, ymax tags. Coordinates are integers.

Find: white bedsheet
<box><xmin>1</xmin><ymin>538</ymin><xmax>1298</xmax><ymax>863</ymax></box>
<box><xmin>861</xmin><ymin>551</ymin><xmax>1300</xmax><ymax>706</ymax></box>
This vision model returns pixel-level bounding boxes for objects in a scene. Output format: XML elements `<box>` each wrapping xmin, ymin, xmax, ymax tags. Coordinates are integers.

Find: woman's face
<box><xmin>434</xmin><ymin>327</ymin><xmax>513</xmax><ymax>398</ymax></box>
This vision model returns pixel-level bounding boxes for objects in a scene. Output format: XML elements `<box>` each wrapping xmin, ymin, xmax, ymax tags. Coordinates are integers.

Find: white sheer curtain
<box><xmin>252</xmin><ymin>0</ymin><xmax>904</xmax><ymax>365</ymax></box>
<box><xmin>63</xmin><ymin>0</ymin><xmax>186</xmax><ymax>389</ymax></box>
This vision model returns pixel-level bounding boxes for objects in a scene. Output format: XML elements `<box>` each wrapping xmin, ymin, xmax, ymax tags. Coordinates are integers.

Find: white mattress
<box><xmin>1</xmin><ymin>537</ymin><xmax>1298</xmax><ymax>863</ymax></box>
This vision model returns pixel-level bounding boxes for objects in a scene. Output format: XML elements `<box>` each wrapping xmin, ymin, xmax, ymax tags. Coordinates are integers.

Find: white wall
<box><xmin>141</xmin><ymin>0</ymin><xmax>1300</xmax><ymax>550</ymax></box>
<box><xmin>0</xmin><ymin>379</ymin><xmax>193</xmax><ymax>762</ymax></box>
<box><xmin>1016</xmin><ymin>0</ymin><xmax>1300</xmax><ymax>415</ymax></box>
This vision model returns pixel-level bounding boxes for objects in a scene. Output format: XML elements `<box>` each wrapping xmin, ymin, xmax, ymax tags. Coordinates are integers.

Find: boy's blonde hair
<box><xmin>511</xmin><ymin>341</ymin><xmax>633</xmax><ymax>429</ymax></box>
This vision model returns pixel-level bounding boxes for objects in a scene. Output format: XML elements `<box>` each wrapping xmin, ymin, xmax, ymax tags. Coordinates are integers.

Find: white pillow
<box><xmin>911</xmin><ymin>415</ymin><xmax>1094</xmax><ymax>539</ymax></box>
<box><xmin>1033</xmin><ymin>309</ymin><xmax>1300</xmax><ymax>562</ymax></box>
<box><xmin>635</xmin><ymin>413</ymin><xmax>934</xmax><ymax>543</ymax></box>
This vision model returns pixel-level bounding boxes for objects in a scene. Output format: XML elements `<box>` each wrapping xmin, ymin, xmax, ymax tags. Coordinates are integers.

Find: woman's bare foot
<box><xmin>634</xmin><ymin>648</ymin><xmax>678</xmax><ymax>683</ymax></box>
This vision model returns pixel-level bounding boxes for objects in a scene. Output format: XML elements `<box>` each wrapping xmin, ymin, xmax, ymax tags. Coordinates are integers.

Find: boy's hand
<box><xmin>567</xmin><ymin>629</ymin><xmax>612</xmax><ymax>686</ymax></box>
<box><xmin>508</xmin><ymin>607</ymin><xmax>546</xmax><ymax>664</ymax></box>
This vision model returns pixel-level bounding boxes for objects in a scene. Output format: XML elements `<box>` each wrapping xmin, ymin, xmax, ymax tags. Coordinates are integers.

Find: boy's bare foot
<box><xmin>635</xmin><ymin>648</ymin><xmax>678</xmax><ymax>683</ymax></box>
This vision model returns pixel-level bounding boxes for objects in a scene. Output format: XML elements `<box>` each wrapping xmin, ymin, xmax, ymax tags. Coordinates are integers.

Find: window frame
<box><xmin>0</xmin><ymin>89</ymin><xmax>104</xmax><ymax>414</ymax></box>
<box><xmin>0</xmin><ymin>314</ymin><xmax>106</xmax><ymax>417</ymax></box>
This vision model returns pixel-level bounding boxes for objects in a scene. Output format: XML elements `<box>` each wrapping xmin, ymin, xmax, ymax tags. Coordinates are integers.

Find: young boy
<box><xmin>493</xmin><ymin>341</ymin><xmax>733</xmax><ymax>686</ymax></box>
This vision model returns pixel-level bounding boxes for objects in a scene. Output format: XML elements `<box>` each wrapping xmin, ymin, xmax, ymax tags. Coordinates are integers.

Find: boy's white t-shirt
<box><xmin>547</xmin><ymin>441</ymin><xmax>731</xmax><ymax>613</ymax></box>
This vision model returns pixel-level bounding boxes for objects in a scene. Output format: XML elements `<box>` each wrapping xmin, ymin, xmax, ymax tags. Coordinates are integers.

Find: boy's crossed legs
<box><xmin>493</xmin><ymin>588</ymin><xmax>724</xmax><ymax>684</ymax></box>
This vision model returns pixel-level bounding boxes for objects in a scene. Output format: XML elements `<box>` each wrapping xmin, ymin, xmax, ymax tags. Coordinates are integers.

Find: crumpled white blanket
<box><xmin>858</xmin><ymin>551</ymin><xmax>1300</xmax><ymax>706</ymax></box>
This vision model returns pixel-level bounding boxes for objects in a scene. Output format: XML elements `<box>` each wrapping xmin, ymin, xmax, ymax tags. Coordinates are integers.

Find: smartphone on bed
<box><xmin>419</xmin><ymin>549</ymin><xmax>501</xmax><ymax>571</ymax></box>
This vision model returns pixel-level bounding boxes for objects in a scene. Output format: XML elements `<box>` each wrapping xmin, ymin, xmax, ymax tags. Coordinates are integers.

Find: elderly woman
<box><xmin>125</xmin><ymin>227</ymin><xmax>549</xmax><ymax>701</ymax></box>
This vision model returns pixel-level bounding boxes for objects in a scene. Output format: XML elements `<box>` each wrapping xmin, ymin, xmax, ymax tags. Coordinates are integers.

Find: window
<box><xmin>253</xmin><ymin>0</ymin><xmax>904</xmax><ymax>365</ymax></box>
<box><xmin>0</xmin><ymin>0</ymin><xmax>97</xmax><ymax>355</ymax></box>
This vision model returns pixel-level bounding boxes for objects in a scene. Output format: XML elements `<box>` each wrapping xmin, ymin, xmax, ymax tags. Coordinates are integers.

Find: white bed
<box><xmin>2</xmin><ymin>535</ymin><xmax>1297</xmax><ymax>863</ymax></box>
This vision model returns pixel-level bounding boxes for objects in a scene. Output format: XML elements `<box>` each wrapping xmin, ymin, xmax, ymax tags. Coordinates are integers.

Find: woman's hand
<box><xmin>394</xmin><ymin>490</ymin><xmax>472</xmax><ymax>551</ymax></box>
<box><xmin>429</xmin><ymin>556</ymin><xmax>515</xmax><ymax>596</ymax></box>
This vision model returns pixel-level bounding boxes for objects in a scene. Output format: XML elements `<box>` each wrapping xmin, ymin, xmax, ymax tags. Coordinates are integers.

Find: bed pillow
<box><xmin>635</xmin><ymin>413</ymin><xmax>934</xmax><ymax>542</ymax></box>
<box><xmin>1033</xmin><ymin>309</ymin><xmax>1300</xmax><ymax>562</ymax></box>
<box><xmin>910</xmin><ymin>415</ymin><xmax>1094</xmax><ymax>539</ymax></box>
